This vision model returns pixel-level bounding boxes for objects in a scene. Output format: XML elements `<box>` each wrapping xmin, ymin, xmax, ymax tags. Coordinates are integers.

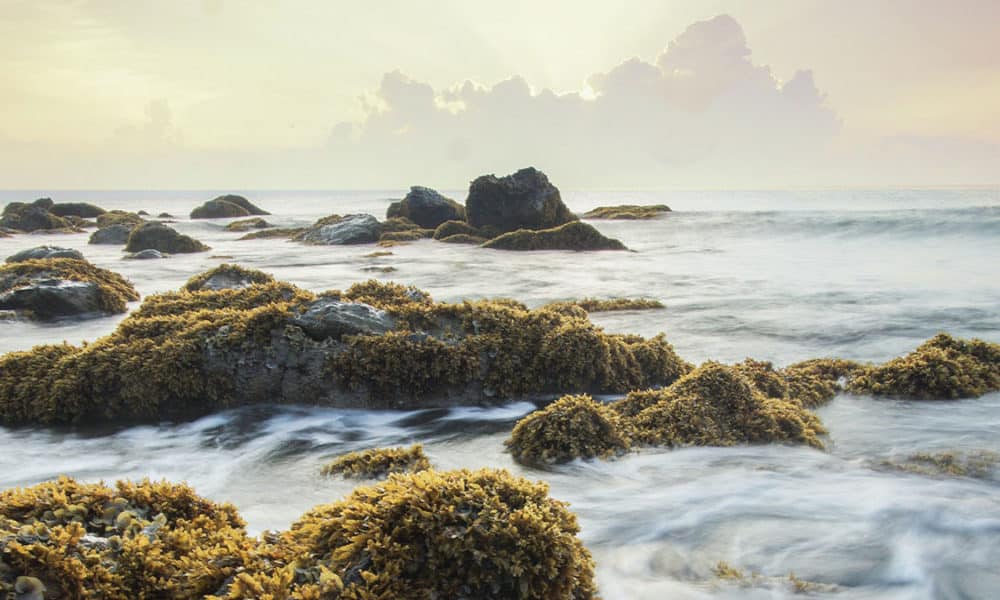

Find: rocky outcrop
<box><xmin>0</xmin><ymin>200</ymin><xmax>72</xmax><ymax>232</ymax></box>
<box><xmin>294</xmin><ymin>214</ymin><xmax>382</xmax><ymax>245</ymax></box>
<box><xmin>5</xmin><ymin>246</ymin><xmax>84</xmax><ymax>263</ymax></box>
<box><xmin>465</xmin><ymin>167</ymin><xmax>576</xmax><ymax>233</ymax></box>
<box><xmin>0</xmin><ymin>258</ymin><xmax>139</xmax><ymax>321</ymax></box>
<box><xmin>49</xmin><ymin>202</ymin><xmax>107</xmax><ymax>218</ymax></box>
<box><xmin>482</xmin><ymin>221</ymin><xmax>627</xmax><ymax>251</ymax></box>
<box><xmin>125</xmin><ymin>222</ymin><xmax>209</xmax><ymax>254</ymax></box>
<box><xmin>386</xmin><ymin>186</ymin><xmax>465</xmax><ymax>229</ymax></box>
<box><xmin>190</xmin><ymin>195</ymin><xmax>270</xmax><ymax>219</ymax></box>
<box><xmin>88</xmin><ymin>224</ymin><xmax>134</xmax><ymax>245</ymax></box>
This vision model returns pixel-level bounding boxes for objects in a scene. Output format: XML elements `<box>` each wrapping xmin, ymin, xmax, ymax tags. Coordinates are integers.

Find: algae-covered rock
<box><xmin>433</xmin><ymin>219</ymin><xmax>483</xmax><ymax>240</ymax></box>
<box><xmin>190</xmin><ymin>195</ymin><xmax>270</xmax><ymax>219</ymax></box>
<box><xmin>507</xmin><ymin>395</ymin><xmax>630</xmax><ymax>465</ymax></box>
<box><xmin>0</xmin><ymin>477</ymin><xmax>256</xmax><ymax>599</ymax></box>
<box><xmin>387</xmin><ymin>186</ymin><xmax>466</xmax><ymax>229</ymax></box>
<box><xmin>224</xmin><ymin>217</ymin><xmax>272</xmax><ymax>232</ymax></box>
<box><xmin>378</xmin><ymin>229</ymin><xmax>428</xmax><ymax>243</ymax></box>
<box><xmin>48</xmin><ymin>202</ymin><xmax>106</xmax><ymax>218</ymax></box>
<box><xmin>483</xmin><ymin>221</ymin><xmax>627</xmax><ymax>251</ymax></box>
<box><xmin>542</xmin><ymin>298</ymin><xmax>664</xmax><ymax>314</ymax></box>
<box><xmin>847</xmin><ymin>333</ymin><xmax>1000</xmax><ymax>399</ymax></box>
<box><xmin>183</xmin><ymin>263</ymin><xmax>275</xmax><ymax>292</ymax></box>
<box><xmin>294</xmin><ymin>214</ymin><xmax>382</xmax><ymax>245</ymax></box>
<box><xmin>291</xmin><ymin>297</ymin><xmax>395</xmax><ymax>340</ymax></box>
<box><xmin>0</xmin><ymin>258</ymin><xmax>139</xmax><ymax>320</ymax></box>
<box><xmin>320</xmin><ymin>444</ymin><xmax>431</xmax><ymax>478</ymax></box>
<box><xmin>466</xmin><ymin>167</ymin><xmax>577</xmax><ymax>233</ymax></box>
<box><xmin>125</xmin><ymin>222</ymin><xmax>209</xmax><ymax>254</ymax></box>
<box><xmin>582</xmin><ymin>204</ymin><xmax>671</xmax><ymax>219</ymax></box>
<box><xmin>237</xmin><ymin>227</ymin><xmax>304</xmax><ymax>241</ymax></box>
<box><xmin>213</xmin><ymin>468</ymin><xmax>598</xmax><ymax>600</ymax></box>
<box><xmin>88</xmin><ymin>223</ymin><xmax>134</xmax><ymax>245</ymax></box>
<box><xmin>439</xmin><ymin>233</ymin><xmax>488</xmax><ymax>244</ymax></box>
<box><xmin>5</xmin><ymin>246</ymin><xmax>84</xmax><ymax>263</ymax></box>
<box><xmin>96</xmin><ymin>210</ymin><xmax>144</xmax><ymax>228</ymax></box>
<box><xmin>0</xmin><ymin>202</ymin><xmax>72</xmax><ymax>232</ymax></box>
<box><xmin>780</xmin><ymin>358</ymin><xmax>861</xmax><ymax>408</ymax></box>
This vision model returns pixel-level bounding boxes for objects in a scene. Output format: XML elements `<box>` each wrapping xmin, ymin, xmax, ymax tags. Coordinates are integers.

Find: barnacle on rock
<box><xmin>506</xmin><ymin>395</ymin><xmax>630</xmax><ymax>465</ymax></box>
<box><xmin>847</xmin><ymin>333</ymin><xmax>1000</xmax><ymax>399</ymax></box>
<box><xmin>320</xmin><ymin>444</ymin><xmax>431</xmax><ymax>479</ymax></box>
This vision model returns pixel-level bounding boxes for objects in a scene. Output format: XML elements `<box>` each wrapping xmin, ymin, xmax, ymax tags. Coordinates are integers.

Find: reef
<box><xmin>507</xmin><ymin>395</ymin><xmax>630</xmax><ymax>465</ymax></box>
<box><xmin>846</xmin><ymin>333</ymin><xmax>1000</xmax><ymax>399</ymax></box>
<box><xmin>0</xmin><ymin>258</ymin><xmax>139</xmax><ymax>320</ymax></box>
<box><xmin>320</xmin><ymin>444</ymin><xmax>432</xmax><ymax>479</ymax></box>
<box><xmin>0</xmin><ymin>477</ymin><xmax>256</xmax><ymax>599</ymax></box>
<box><xmin>125</xmin><ymin>222</ymin><xmax>210</xmax><ymax>254</ymax></box>
<box><xmin>0</xmin><ymin>268</ymin><xmax>688</xmax><ymax>426</ymax></box>
<box><xmin>542</xmin><ymin>298</ymin><xmax>664</xmax><ymax>314</ymax></box>
<box><xmin>190</xmin><ymin>195</ymin><xmax>270</xmax><ymax>219</ymax></box>
<box><xmin>582</xmin><ymin>204</ymin><xmax>671</xmax><ymax>219</ymax></box>
<box><xmin>211</xmin><ymin>468</ymin><xmax>598</xmax><ymax>600</ymax></box>
<box><xmin>482</xmin><ymin>221</ymin><xmax>627</xmax><ymax>251</ymax></box>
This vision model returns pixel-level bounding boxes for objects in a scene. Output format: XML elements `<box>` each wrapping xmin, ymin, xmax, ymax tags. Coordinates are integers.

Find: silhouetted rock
<box><xmin>50</xmin><ymin>202</ymin><xmax>107</xmax><ymax>218</ymax></box>
<box><xmin>386</xmin><ymin>186</ymin><xmax>465</xmax><ymax>229</ymax></box>
<box><xmin>125</xmin><ymin>222</ymin><xmax>209</xmax><ymax>254</ymax></box>
<box><xmin>465</xmin><ymin>167</ymin><xmax>576</xmax><ymax>233</ymax></box>
<box><xmin>6</xmin><ymin>246</ymin><xmax>85</xmax><ymax>263</ymax></box>
<box><xmin>89</xmin><ymin>224</ymin><xmax>134</xmax><ymax>245</ymax></box>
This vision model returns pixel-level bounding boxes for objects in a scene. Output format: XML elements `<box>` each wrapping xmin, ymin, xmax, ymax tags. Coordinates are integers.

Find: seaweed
<box><xmin>438</xmin><ymin>233</ymin><xmax>488</xmax><ymax>244</ymax></box>
<box><xmin>880</xmin><ymin>449</ymin><xmax>1000</xmax><ymax>479</ymax></box>
<box><xmin>582</xmin><ymin>205</ymin><xmax>671</xmax><ymax>219</ymax></box>
<box><xmin>224</xmin><ymin>218</ymin><xmax>272</xmax><ymax>232</ymax></box>
<box><xmin>181</xmin><ymin>264</ymin><xmax>276</xmax><ymax>292</ymax></box>
<box><xmin>506</xmin><ymin>395</ymin><xmax>630</xmax><ymax>465</ymax></box>
<box><xmin>320</xmin><ymin>444</ymin><xmax>431</xmax><ymax>479</ymax></box>
<box><xmin>237</xmin><ymin>227</ymin><xmax>305</xmax><ymax>241</ymax></box>
<box><xmin>96</xmin><ymin>211</ymin><xmax>144</xmax><ymax>228</ymax></box>
<box><xmin>432</xmin><ymin>219</ymin><xmax>482</xmax><ymax>240</ymax></box>
<box><xmin>541</xmin><ymin>298</ymin><xmax>664</xmax><ymax>313</ymax></box>
<box><xmin>482</xmin><ymin>221</ymin><xmax>627</xmax><ymax>251</ymax></box>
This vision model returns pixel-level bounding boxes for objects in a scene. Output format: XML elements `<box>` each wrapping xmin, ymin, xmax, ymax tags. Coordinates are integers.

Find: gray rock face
<box><xmin>386</xmin><ymin>186</ymin><xmax>466</xmax><ymax>229</ymax></box>
<box><xmin>291</xmin><ymin>298</ymin><xmax>396</xmax><ymax>341</ymax></box>
<box><xmin>465</xmin><ymin>167</ymin><xmax>576</xmax><ymax>233</ymax></box>
<box><xmin>0</xmin><ymin>279</ymin><xmax>103</xmax><ymax>319</ymax></box>
<box><xmin>6</xmin><ymin>246</ymin><xmax>85</xmax><ymax>263</ymax></box>
<box><xmin>295</xmin><ymin>214</ymin><xmax>382</xmax><ymax>245</ymax></box>
<box><xmin>50</xmin><ymin>202</ymin><xmax>107</xmax><ymax>218</ymax></box>
<box><xmin>89</xmin><ymin>224</ymin><xmax>134</xmax><ymax>245</ymax></box>
<box><xmin>124</xmin><ymin>249</ymin><xmax>167</xmax><ymax>260</ymax></box>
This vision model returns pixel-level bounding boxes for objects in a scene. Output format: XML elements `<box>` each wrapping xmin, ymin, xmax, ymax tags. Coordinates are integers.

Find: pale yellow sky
<box><xmin>1</xmin><ymin>0</ymin><xmax>998</xmax><ymax>188</ymax></box>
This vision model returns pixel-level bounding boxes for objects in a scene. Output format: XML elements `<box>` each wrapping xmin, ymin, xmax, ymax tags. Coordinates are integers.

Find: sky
<box><xmin>1</xmin><ymin>0</ymin><xmax>998</xmax><ymax>189</ymax></box>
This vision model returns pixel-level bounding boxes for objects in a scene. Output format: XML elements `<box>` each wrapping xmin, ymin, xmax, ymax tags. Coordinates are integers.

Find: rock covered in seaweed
<box><xmin>48</xmin><ymin>202</ymin><xmax>107</xmax><ymax>218</ymax></box>
<box><xmin>0</xmin><ymin>200</ymin><xmax>73</xmax><ymax>232</ymax></box>
<box><xmin>482</xmin><ymin>221</ymin><xmax>627</xmax><ymax>251</ymax></box>
<box><xmin>542</xmin><ymin>297</ymin><xmax>664</xmax><ymax>313</ymax></box>
<box><xmin>88</xmin><ymin>223</ymin><xmax>134</xmax><ymax>245</ymax></box>
<box><xmin>224</xmin><ymin>217</ymin><xmax>272</xmax><ymax>232</ymax></box>
<box><xmin>96</xmin><ymin>210</ymin><xmax>144</xmax><ymax>228</ymax></box>
<box><xmin>386</xmin><ymin>186</ymin><xmax>466</xmax><ymax>228</ymax></box>
<box><xmin>466</xmin><ymin>167</ymin><xmax>577</xmax><ymax>233</ymax></box>
<box><xmin>0</xmin><ymin>258</ymin><xmax>139</xmax><ymax>320</ymax></box>
<box><xmin>583</xmin><ymin>204</ymin><xmax>671</xmax><ymax>219</ymax></box>
<box><xmin>5</xmin><ymin>246</ymin><xmax>84</xmax><ymax>263</ymax></box>
<box><xmin>190</xmin><ymin>195</ymin><xmax>270</xmax><ymax>219</ymax></box>
<box><xmin>125</xmin><ymin>222</ymin><xmax>209</xmax><ymax>254</ymax></box>
<box><xmin>433</xmin><ymin>219</ymin><xmax>484</xmax><ymax>240</ymax></box>
<box><xmin>846</xmin><ymin>333</ymin><xmax>1000</xmax><ymax>399</ymax></box>
<box><xmin>506</xmin><ymin>394</ymin><xmax>630</xmax><ymax>465</ymax></box>
<box><xmin>320</xmin><ymin>444</ymin><xmax>431</xmax><ymax>479</ymax></box>
<box><xmin>294</xmin><ymin>214</ymin><xmax>382</xmax><ymax>245</ymax></box>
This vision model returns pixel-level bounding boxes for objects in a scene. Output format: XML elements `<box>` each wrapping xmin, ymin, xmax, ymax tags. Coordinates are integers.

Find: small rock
<box><xmin>6</xmin><ymin>246</ymin><xmax>85</xmax><ymax>263</ymax></box>
<box><xmin>225</xmin><ymin>217</ymin><xmax>273</xmax><ymax>232</ymax></box>
<box><xmin>291</xmin><ymin>298</ymin><xmax>396</xmax><ymax>340</ymax></box>
<box><xmin>124</xmin><ymin>249</ymin><xmax>167</xmax><ymax>260</ymax></box>
<box><xmin>125</xmin><ymin>222</ymin><xmax>209</xmax><ymax>254</ymax></box>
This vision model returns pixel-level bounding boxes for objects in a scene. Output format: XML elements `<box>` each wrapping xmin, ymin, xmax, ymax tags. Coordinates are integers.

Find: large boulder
<box><xmin>49</xmin><ymin>202</ymin><xmax>107</xmax><ymax>218</ymax></box>
<box><xmin>6</xmin><ymin>246</ymin><xmax>84</xmax><ymax>263</ymax></box>
<box><xmin>482</xmin><ymin>221</ymin><xmax>627</xmax><ymax>251</ymax></box>
<box><xmin>294</xmin><ymin>214</ymin><xmax>381</xmax><ymax>245</ymax></box>
<box><xmin>190</xmin><ymin>195</ymin><xmax>269</xmax><ymax>219</ymax></box>
<box><xmin>88</xmin><ymin>224</ymin><xmax>134</xmax><ymax>245</ymax></box>
<box><xmin>0</xmin><ymin>258</ymin><xmax>139</xmax><ymax>320</ymax></box>
<box><xmin>125</xmin><ymin>222</ymin><xmax>209</xmax><ymax>254</ymax></box>
<box><xmin>386</xmin><ymin>186</ymin><xmax>465</xmax><ymax>229</ymax></box>
<box><xmin>465</xmin><ymin>167</ymin><xmax>576</xmax><ymax>233</ymax></box>
<box><xmin>0</xmin><ymin>201</ymin><xmax>71</xmax><ymax>232</ymax></box>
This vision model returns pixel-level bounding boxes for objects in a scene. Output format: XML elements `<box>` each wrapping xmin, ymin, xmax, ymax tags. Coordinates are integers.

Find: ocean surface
<box><xmin>1</xmin><ymin>188</ymin><xmax>999</xmax><ymax>598</ymax></box>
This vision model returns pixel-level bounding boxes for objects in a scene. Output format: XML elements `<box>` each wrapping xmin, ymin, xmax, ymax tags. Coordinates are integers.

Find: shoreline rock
<box><xmin>0</xmin><ymin>258</ymin><xmax>139</xmax><ymax>320</ymax></box>
<box><xmin>386</xmin><ymin>186</ymin><xmax>465</xmax><ymax>229</ymax></box>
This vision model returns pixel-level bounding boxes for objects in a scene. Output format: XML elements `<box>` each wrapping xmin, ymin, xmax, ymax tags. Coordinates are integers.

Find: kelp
<box><xmin>582</xmin><ymin>204</ymin><xmax>671</xmax><ymax>219</ymax></box>
<box><xmin>0</xmin><ymin>258</ymin><xmax>140</xmax><ymax>315</ymax></box>
<box><xmin>506</xmin><ymin>395</ymin><xmax>630</xmax><ymax>465</ymax></box>
<box><xmin>320</xmin><ymin>444</ymin><xmax>431</xmax><ymax>479</ymax></box>
<box><xmin>847</xmin><ymin>333</ymin><xmax>1000</xmax><ymax>399</ymax></box>
<box><xmin>482</xmin><ymin>221</ymin><xmax>627</xmax><ymax>251</ymax></box>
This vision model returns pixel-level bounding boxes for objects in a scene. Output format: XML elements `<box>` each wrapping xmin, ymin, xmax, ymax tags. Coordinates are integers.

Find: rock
<box><xmin>89</xmin><ymin>224</ymin><xmax>134</xmax><ymax>245</ymax></box>
<box><xmin>49</xmin><ymin>202</ymin><xmax>107</xmax><ymax>218</ymax></box>
<box><xmin>183</xmin><ymin>264</ymin><xmax>273</xmax><ymax>291</ymax></box>
<box><xmin>0</xmin><ymin>202</ymin><xmax>72</xmax><ymax>232</ymax></box>
<box><xmin>386</xmin><ymin>186</ymin><xmax>465</xmax><ymax>229</ymax></box>
<box><xmin>124</xmin><ymin>249</ymin><xmax>167</xmax><ymax>260</ymax></box>
<box><xmin>0</xmin><ymin>280</ymin><xmax>105</xmax><ymax>319</ymax></box>
<box><xmin>320</xmin><ymin>444</ymin><xmax>431</xmax><ymax>479</ymax></box>
<box><xmin>294</xmin><ymin>214</ymin><xmax>382</xmax><ymax>245</ymax></box>
<box><xmin>465</xmin><ymin>167</ymin><xmax>576</xmax><ymax>233</ymax></box>
<box><xmin>96</xmin><ymin>211</ymin><xmax>144</xmax><ymax>228</ymax></box>
<box><xmin>224</xmin><ymin>217</ymin><xmax>273</xmax><ymax>232</ymax></box>
<box><xmin>506</xmin><ymin>394</ymin><xmax>630</xmax><ymax>465</ymax></box>
<box><xmin>482</xmin><ymin>221</ymin><xmax>627</xmax><ymax>251</ymax></box>
<box><xmin>190</xmin><ymin>195</ymin><xmax>269</xmax><ymax>219</ymax></box>
<box><xmin>32</xmin><ymin>197</ymin><xmax>55</xmax><ymax>210</ymax></box>
<box><xmin>291</xmin><ymin>297</ymin><xmax>396</xmax><ymax>341</ymax></box>
<box><xmin>6</xmin><ymin>246</ymin><xmax>85</xmax><ymax>263</ymax></box>
<box><xmin>125</xmin><ymin>222</ymin><xmax>209</xmax><ymax>254</ymax></box>
<box><xmin>432</xmin><ymin>219</ymin><xmax>482</xmax><ymax>240</ymax></box>
<box><xmin>0</xmin><ymin>258</ymin><xmax>140</xmax><ymax>321</ymax></box>
<box><xmin>438</xmin><ymin>233</ymin><xmax>487</xmax><ymax>244</ymax></box>
<box><xmin>157</xmin><ymin>212</ymin><xmax>174</xmax><ymax>219</ymax></box>
<box><xmin>583</xmin><ymin>204</ymin><xmax>671</xmax><ymax>219</ymax></box>
<box><xmin>137</xmin><ymin>210</ymin><xmax>150</xmax><ymax>216</ymax></box>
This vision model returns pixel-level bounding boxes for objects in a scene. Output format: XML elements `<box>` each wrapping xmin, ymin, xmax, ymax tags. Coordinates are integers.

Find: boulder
<box><xmin>124</xmin><ymin>249</ymin><xmax>167</xmax><ymax>260</ymax></box>
<box><xmin>190</xmin><ymin>195</ymin><xmax>270</xmax><ymax>219</ymax></box>
<box><xmin>0</xmin><ymin>258</ymin><xmax>140</xmax><ymax>321</ymax></box>
<box><xmin>482</xmin><ymin>221</ymin><xmax>627</xmax><ymax>251</ymax></box>
<box><xmin>89</xmin><ymin>224</ymin><xmax>134</xmax><ymax>245</ymax></box>
<box><xmin>465</xmin><ymin>167</ymin><xmax>576</xmax><ymax>233</ymax></box>
<box><xmin>582</xmin><ymin>204</ymin><xmax>671</xmax><ymax>219</ymax></box>
<box><xmin>32</xmin><ymin>197</ymin><xmax>54</xmax><ymax>210</ymax></box>
<box><xmin>125</xmin><ymin>222</ymin><xmax>209</xmax><ymax>254</ymax></box>
<box><xmin>0</xmin><ymin>280</ymin><xmax>106</xmax><ymax>319</ymax></box>
<box><xmin>294</xmin><ymin>214</ymin><xmax>382</xmax><ymax>245</ymax></box>
<box><xmin>386</xmin><ymin>186</ymin><xmax>465</xmax><ymax>228</ymax></box>
<box><xmin>432</xmin><ymin>219</ymin><xmax>483</xmax><ymax>240</ymax></box>
<box><xmin>291</xmin><ymin>297</ymin><xmax>396</xmax><ymax>341</ymax></box>
<box><xmin>0</xmin><ymin>202</ymin><xmax>71</xmax><ymax>232</ymax></box>
<box><xmin>49</xmin><ymin>202</ymin><xmax>107</xmax><ymax>218</ymax></box>
<box><xmin>96</xmin><ymin>211</ymin><xmax>144</xmax><ymax>228</ymax></box>
<box><xmin>6</xmin><ymin>246</ymin><xmax>85</xmax><ymax>263</ymax></box>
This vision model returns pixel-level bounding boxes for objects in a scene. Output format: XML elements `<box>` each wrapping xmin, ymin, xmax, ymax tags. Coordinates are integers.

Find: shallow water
<box><xmin>1</xmin><ymin>187</ymin><xmax>999</xmax><ymax>598</ymax></box>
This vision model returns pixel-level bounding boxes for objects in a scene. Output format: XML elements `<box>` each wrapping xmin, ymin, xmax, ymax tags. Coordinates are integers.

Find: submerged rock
<box><xmin>125</xmin><ymin>222</ymin><xmax>209</xmax><ymax>254</ymax></box>
<box><xmin>224</xmin><ymin>217</ymin><xmax>272</xmax><ymax>232</ymax></box>
<box><xmin>466</xmin><ymin>167</ymin><xmax>577</xmax><ymax>233</ymax></box>
<box><xmin>320</xmin><ymin>444</ymin><xmax>431</xmax><ymax>479</ymax></box>
<box><xmin>49</xmin><ymin>202</ymin><xmax>107</xmax><ymax>218</ymax></box>
<box><xmin>482</xmin><ymin>221</ymin><xmax>627</xmax><ymax>251</ymax></box>
<box><xmin>0</xmin><ymin>258</ymin><xmax>139</xmax><ymax>320</ymax></box>
<box><xmin>124</xmin><ymin>249</ymin><xmax>167</xmax><ymax>260</ymax></box>
<box><xmin>582</xmin><ymin>204</ymin><xmax>671</xmax><ymax>219</ymax></box>
<box><xmin>5</xmin><ymin>246</ymin><xmax>84</xmax><ymax>263</ymax></box>
<box><xmin>386</xmin><ymin>186</ymin><xmax>466</xmax><ymax>229</ymax></box>
<box><xmin>294</xmin><ymin>214</ymin><xmax>382</xmax><ymax>245</ymax></box>
<box><xmin>88</xmin><ymin>223</ymin><xmax>134</xmax><ymax>245</ymax></box>
<box><xmin>190</xmin><ymin>195</ymin><xmax>270</xmax><ymax>219</ymax></box>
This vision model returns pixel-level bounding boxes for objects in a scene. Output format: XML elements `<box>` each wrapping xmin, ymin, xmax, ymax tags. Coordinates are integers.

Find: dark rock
<box><xmin>465</xmin><ymin>167</ymin><xmax>576</xmax><ymax>233</ymax></box>
<box><xmin>291</xmin><ymin>298</ymin><xmax>396</xmax><ymax>341</ymax></box>
<box><xmin>294</xmin><ymin>214</ymin><xmax>382</xmax><ymax>245</ymax></box>
<box><xmin>482</xmin><ymin>221</ymin><xmax>627</xmax><ymax>251</ymax></box>
<box><xmin>124</xmin><ymin>249</ymin><xmax>167</xmax><ymax>260</ymax></box>
<box><xmin>0</xmin><ymin>202</ymin><xmax>71</xmax><ymax>232</ymax></box>
<box><xmin>125</xmin><ymin>222</ymin><xmax>209</xmax><ymax>254</ymax></box>
<box><xmin>433</xmin><ymin>220</ymin><xmax>482</xmax><ymax>240</ymax></box>
<box><xmin>50</xmin><ymin>202</ymin><xmax>107</xmax><ymax>218</ymax></box>
<box><xmin>89</xmin><ymin>224</ymin><xmax>134</xmax><ymax>245</ymax></box>
<box><xmin>157</xmin><ymin>212</ymin><xmax>174</xmax><ymax>219</ymax></box>
<box><xmin>190</xmin><ymin>195</ymin><xmax>269</xmax><ymax>219</ymax></box>
<box><xmin>137</xmin><ymin>210</ymin><xmax>150</xmax><ymax>216</ymax></box>
<box><xmin>386</xmin><ymin>186</ymin><xmax>465</xmax><ymax>229</ymax></box>
<box><xmin>6</xmin><ymin>246</ymin><xmax>85</xmax><ymax>263</ymax></box>
<box><xmin>0</xmin><ymin>280</ymin><xmax>104</xmax><ymax>319</ymax></box>
<box><xmin>0</xmin><ymin>258</ymin><xmax>140</xmax><ymax>322</ymax></box>
<box><xmin>32</xmin><ymin>197</ymin><xmax>55</xmax><ymax>210</ymax></box>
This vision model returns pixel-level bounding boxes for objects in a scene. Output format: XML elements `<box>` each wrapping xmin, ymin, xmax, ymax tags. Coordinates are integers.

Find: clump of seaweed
<box><xmin>0</xmin><ymin>258</ymin><xmax>140</xmax><ymax>315</ymax></box>
<box><xmin>0</xmin><ymin>477</ymin><xmax>256</xmax><ymax>599</ymax></box>
<box><xmin>542</xmin><ymin>297</ymin><xmax>664</xmax><ymax>314</ymax></box>
<box><xmin>582</xmin><ymin>204</ymin><xmax>671</xmax><ymax>219</ymax></box>
<box><xmin>438</xmin><ymin>233</ymin><xmax>487</xmax><ymax>244</ymax></box>
<box><xmin>880</xmin><ymin>450</ymin><xmax>1000</xmax><ymax>479</ymax></box>
<box><xmin>213</xmin><ymin>468</ymin><xmax>598</xmax><ymax>600</ymax></box>
<box><xmin>712</xmin><ymin>561</ymin><xmax>837</xmax><ymax>594</ymax></box>
<box><xmin>779</xmin><ymin>358</ymin><xmax>861</xmax><ymax>408</ymax></box>
<box><xmin>506</xmin><ymin>395</ymin><xmax>630</xmax><ymax>465</ymax></box>
<box><xmin>378</xmin><ymin>230</ymin><xmax>427</xmax><ymax>243</ymax></box>
<box><xmin>847</xmin><ymin>333</ymin><xmax>1000</xmax><ymax>399</ymax></box>
<box><xmin>482</xmin><ymin>221</ymin><xmax>627</xmax><ymax>251</ymax></box>
<box><xmin>320</xmin><ymin>444</ymin><xmax>431</xmax><ymax>479</ymax></box>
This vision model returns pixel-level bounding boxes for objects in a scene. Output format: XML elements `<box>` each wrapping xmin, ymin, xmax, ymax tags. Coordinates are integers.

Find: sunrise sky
<box><xmin>2</xmin><ymin>0</ymin><xmax>998</xmax><ymax>189</ymax></box>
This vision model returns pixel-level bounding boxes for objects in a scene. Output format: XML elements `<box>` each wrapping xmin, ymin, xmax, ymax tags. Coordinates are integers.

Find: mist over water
<box><xmin>1</xmin><ymin>188</ymin><xmax>998</xmax><ymax>598</ymax></box>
